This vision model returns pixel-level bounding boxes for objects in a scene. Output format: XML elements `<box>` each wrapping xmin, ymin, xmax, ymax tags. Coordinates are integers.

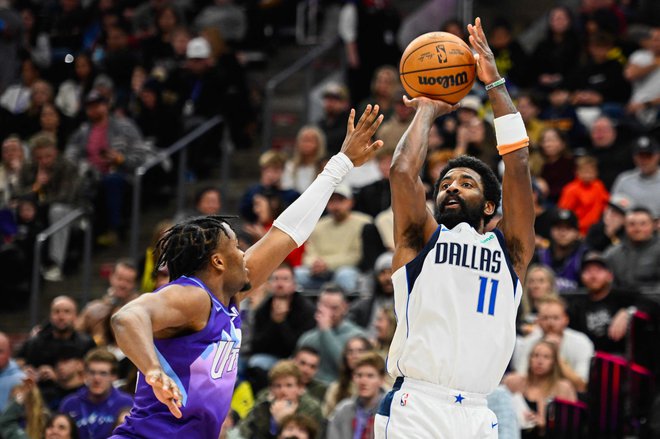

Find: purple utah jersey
<box><xmin>111</xmin><ymin>276</ymin><xmax>241</xmax><ymax>439</ymax></box>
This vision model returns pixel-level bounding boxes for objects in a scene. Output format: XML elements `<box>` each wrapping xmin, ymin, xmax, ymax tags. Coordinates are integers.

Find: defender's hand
<box><xmin>340</xmin><ymin>104</ymin><xmax>384</xmax><ymax>167</ymax></box>
<box><xmin>145</xmin><ymin>368</ymin><xmax>183</xmax><ymax>418</ymax></box>
<box><xmin>467</xmin><ymin>17</ymin><xmax>500</xmax><ymax>85</ymax></box>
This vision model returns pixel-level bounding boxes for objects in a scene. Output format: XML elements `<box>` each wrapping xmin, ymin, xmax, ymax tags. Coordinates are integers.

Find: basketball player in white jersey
<box><xmin>374</xmin><ymin>18</ymin><xmax>535</xmax><ymax>438</ymax></box>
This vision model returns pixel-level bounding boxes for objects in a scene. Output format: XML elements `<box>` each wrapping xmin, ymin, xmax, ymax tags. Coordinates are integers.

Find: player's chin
<box><xmin>239</xmin><ymin>281</ymin><xmax>252</xmax><ymax>292</ymax></box>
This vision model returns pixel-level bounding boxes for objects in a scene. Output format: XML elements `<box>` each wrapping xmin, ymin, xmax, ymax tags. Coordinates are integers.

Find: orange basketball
<box><xmin>399</xmin><ymin>32</ymin><xmax>476</xmax><ymax>104</ymax></box>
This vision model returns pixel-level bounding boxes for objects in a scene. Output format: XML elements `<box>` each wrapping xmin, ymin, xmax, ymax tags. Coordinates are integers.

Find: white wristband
<box><xmin>494</xmin><ymin>112</ymin><xmax>527</xmax><ymax>146</ymax></box>
<box><xmin>273</xmin><ymin>153</ymin><xmax>354</xmax><ymax>247</ymax></box>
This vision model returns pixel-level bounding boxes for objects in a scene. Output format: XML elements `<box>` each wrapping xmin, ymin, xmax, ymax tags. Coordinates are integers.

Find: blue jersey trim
<box><xmin>377</xmin><ymin>377</ymin><xmax>403</xmax><ymax>417</ymax></box>
<box><xmin>405</xmin><ymin>226</ymin><xmax>442</xmax><ymax>295</ymax></box>
<box><xmin>154</xmin><ymin>346</ymin><xmax>189</xmax><ymax>406</ymax></box>
<box><xmin>492</xmin><ymin>229</ymin><xmax>519</xmax><ymax>298</ymax></box>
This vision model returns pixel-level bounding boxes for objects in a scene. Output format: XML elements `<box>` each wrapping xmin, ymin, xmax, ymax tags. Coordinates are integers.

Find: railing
<box><xmin>30</xmin><ymin>207</ymin><xmax>92</xmax><ymax>327</ymax></box>
<box><xmin>129</xmin><ymin>116</ymin><xmax>227</xmax><ymax>262</ymax></box>
<box><xmin>261</xmin><ymin>36</ymin><xmax>340</xmax><ymax>151</ymax></box>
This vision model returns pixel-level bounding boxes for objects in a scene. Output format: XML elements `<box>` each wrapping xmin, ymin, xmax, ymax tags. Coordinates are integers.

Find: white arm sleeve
<box><xmin>273</xmin><ymin>153</ymin><xmax>354</xmax><ymax>247</ymax></box>
<box><xmin>338</xmin><ymin>4</ymin><xmax>358</xmax><ymax>43</ymax></box>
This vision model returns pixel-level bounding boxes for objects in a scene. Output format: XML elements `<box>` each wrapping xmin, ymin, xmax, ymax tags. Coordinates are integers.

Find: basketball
<box><xmin>399</xmin><ymin>32</ymin><xmax>476</xmax><ymax>104</ymax></box>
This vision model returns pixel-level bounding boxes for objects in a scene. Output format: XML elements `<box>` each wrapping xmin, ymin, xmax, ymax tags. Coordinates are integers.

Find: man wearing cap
<box><xmin>295</xmin><ymin>184</ymin><xmax>372</xmax><ymax>293</ymax></box>
<box><xmin>65</xmin><ymin>89</ymin><xmax>151</xmax><ymax>246</ymax></box>
<box><xmin>585</xmin><ymin>194</ymin><xmax>631</xmax><ymax>252</ymax></box>
<box><xmin>349</xmin><ymin>251</ymin><xmax>394</xmax><ymax>333</ymax></box>
<box><xmin>604</xmin><ymin>207</ymin><xmax>660</xmax><ymax>295</ymax></box>
<box><xmin>318</xmin><ymin>82</ymin><xmax>351</xmax><ymax>155</ymax></box>
<box><xmin>536</xmin><ymin>208</ymin><xmax>588</xmax><ymax>292</ymax></box>
<box><xmin>568</xmin><ymin>253</ymin><xmax>641</xmax><ymax>354</ymax></box>
<box><xmin>611</xmin><ymin>135</ymin><xmax>660</xmax><ymax>218</ymax></box>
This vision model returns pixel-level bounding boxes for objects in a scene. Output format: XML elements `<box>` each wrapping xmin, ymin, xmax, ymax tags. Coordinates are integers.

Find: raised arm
<box><xmin>468</xmin><ymin>18</ymin><xmax>535</xmax><ymax>279</ymax></box>
<box><xmin>390</xmin><ymin>97</ymin><xmax>458</xmax><ymax>271</ymax></box>
<box><xmin>240</xmin><ymin>106</ymin><xmax>384</xmax><ymax>297</ymax></box>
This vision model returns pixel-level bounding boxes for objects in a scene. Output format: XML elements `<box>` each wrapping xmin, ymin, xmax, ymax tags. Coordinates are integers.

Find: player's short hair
<box><xmin>278</xmin><ymin>414</ymin><xmax>319</xmax><ymax>438</ymax></box>
<box><xmin>353</xmin><ymin>351</ymin><xmax>386</xmax><ymax>376</ymax></box>
<box><xmin>85</xmin><ymin>348</ymin><xmax>118</xmax><ymax>375</ymax></box>
<box><xmin>156</xmin><ymin>216</ymin><xmax>235</xmax><ymax>280</ymax></box>
<box><xmin>433</xmin><ymin>155</ymin><xmax>502</xmax><ymax>223</ymax></box>
<box><xmin>268</xmin><ymin>360</ymin><xmax>302</xmax><ymax>385</ymax></box>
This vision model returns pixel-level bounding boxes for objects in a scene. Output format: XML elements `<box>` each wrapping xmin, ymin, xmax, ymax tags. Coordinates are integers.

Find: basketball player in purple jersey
<box><xmin>109</xmin><ymin>105</ymin><xmax>384</xmax><ymax>438</ymax></box>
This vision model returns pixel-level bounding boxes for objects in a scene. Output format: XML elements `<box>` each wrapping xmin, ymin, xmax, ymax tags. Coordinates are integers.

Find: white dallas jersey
<box><xmin>387</xmin><ymin>222</ymin><xmax>522</xmax><ymax>395</ymax></box>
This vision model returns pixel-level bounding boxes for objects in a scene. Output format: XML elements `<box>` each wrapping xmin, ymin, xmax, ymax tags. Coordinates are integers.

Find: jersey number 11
<box><xmin>477</xmin><ymin>276</ymin><xmax>499</xmax><ymax>316</ymax></box>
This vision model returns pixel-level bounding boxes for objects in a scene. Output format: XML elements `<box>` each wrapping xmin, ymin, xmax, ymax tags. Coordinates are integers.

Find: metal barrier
<box><xmin>129</xmin><ymin>116</ymin><xmax>226</xmax><ymax>262</ymax></box>
<box><xmin>30</xmin><ymin>207</ymin><xmax>92</xmax><ymax>327</ymax></box>
<box><xmin>261</xmin><ymin>37</ymin><xmax>340</xmax><ymax>151</ymax></box>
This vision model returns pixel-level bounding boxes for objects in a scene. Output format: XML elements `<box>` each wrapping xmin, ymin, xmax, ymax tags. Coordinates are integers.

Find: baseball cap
<box><xmin>608</xmin><ymin>194</ymin><xmax>632</xmax><ymax>214</ymax></box>
<box><xmin>332</xmin><ymin>184</ymin><xmax>353</xmax><ymax>200</ymax></box>
<box><xmin>550</xmin><ymin>208</ymin><xmax>578</xmax><ymax>229</ymax></box>
<box><xmin>459</xmin><ymin>95</ymin><xmax>482</xmax><ymax>113</ymax></box>
<box><xmin>581</xmin><ymin>252</ymin><xmax>610</xmax><ymax>272</ymax></box>
<box><xmin>633</xmin><ymin>135</ymin><xmax>660</xmax><ymax>154</ymax></box>
<box><xmin>85</xmin><ymin>90</ymin><xmax>107</xmax><ymax>105</ymax></box>
<box><xmin>186</xmin><ymin>37</ymin><xmax>211</xmax><ymax>59</ymax></box>
<box><xmin>322</xmin><ymin>82</ymin><xmax>349</xmax><ymax>101</ymax></box>
<box><xmin>374</xmin><ymin>251</ymin><xmax>393</xmax><ymax>273</ymax></box>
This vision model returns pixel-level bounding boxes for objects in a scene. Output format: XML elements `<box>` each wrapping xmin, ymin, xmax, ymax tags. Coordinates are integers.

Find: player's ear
<box><xmin>483</xmin><ymin>200</ymin><xmax>496</xmax><ymax>217</ymax></box>
<box><xmin>211</xmin><ymin>252</ymin><xmax>225</xmax><ymax>273</ymax></box>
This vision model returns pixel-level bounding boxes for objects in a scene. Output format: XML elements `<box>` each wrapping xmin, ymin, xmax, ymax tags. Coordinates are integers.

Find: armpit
<box><xmin>402</xmin><ymin>223</ymin><xmax>426</xmax><ymax>252</ymax></box>
<box><xmin>505</xmin><ymin>235</ymin><xmax>526</xmax><ymax>268</ymax></box>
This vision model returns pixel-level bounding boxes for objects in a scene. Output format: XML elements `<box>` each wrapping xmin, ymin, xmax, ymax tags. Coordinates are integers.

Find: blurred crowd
<box><xmin>1</xmin><ymin>0</ymin><xmax>660</xmax><ymax>438</ymax></box>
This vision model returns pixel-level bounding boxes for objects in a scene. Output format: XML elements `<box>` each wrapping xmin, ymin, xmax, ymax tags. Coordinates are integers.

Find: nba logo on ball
<box><xmin>400</xmin><ymin>32</ymin><xmax>476</xmax><ymax>104</ymax></box>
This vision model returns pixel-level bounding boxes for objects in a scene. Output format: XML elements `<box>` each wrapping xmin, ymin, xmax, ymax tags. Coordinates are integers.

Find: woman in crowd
<box><xmin>539</xmin><ymin>128</ymin><xmax>574</xmax><ymax>204</ymax></box>
<box><xmin>44</xmin><ymin>413</ymin><xmax>79</xmax><ymax>439</ymax></box>
<box><xmin>281</xmin><ymin>126</ymin><xmax>327</xmax><ymax>194</ymax></box>
<box><xmin>518</xmin><ymin>265</ymin><xmax>560</xmax><ymax>336</ymax></box>
<box><xmin>323</xmin><ymin>336</ymin><xmax>373</xmax><ymax>416</ymax></box>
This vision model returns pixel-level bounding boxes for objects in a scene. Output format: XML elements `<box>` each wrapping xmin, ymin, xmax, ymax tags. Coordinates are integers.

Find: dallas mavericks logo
<box><xmin>436</xmin><ymin>44</ymin><xmax>448</xmax><ymax>63</ymax></box>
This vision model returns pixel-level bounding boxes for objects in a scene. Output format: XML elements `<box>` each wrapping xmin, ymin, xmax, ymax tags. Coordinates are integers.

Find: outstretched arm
<box><xmin>468</xmin><ymin>18</ymin><xmax>535</xmax><ymax>280</ymax></box>
<box><xmin>390</xmin><ymin>98</ymin><xmax>458</xmax><ymax>271</ymax></box>
<box><xmin>240</xmin><ymin>106</ymin><xmax>384</xmax><ymax>297</ymax></box>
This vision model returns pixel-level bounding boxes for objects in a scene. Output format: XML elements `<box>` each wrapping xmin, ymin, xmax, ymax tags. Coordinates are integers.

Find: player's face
<box><xmin>270</xmin><ymin>376</ymin><xmax>302</xmax><ymax>402</ymax></box>
<box><xmin>85</xmin><ymin>361</ymin><xmax>114</xmax><ymax>397</ymax></box>
<box><xmin>353</xmin><ymin>365</ymin><xmax>383</xmax><ymax>399</ymax></box>
<box><xmin>529</xmin><ymin>343</ymin><xmax>554</xmax><ymax>376</ymax></box>
<box><xmin>537</xmin><ymin>303</ymin><xmax>568</xmax><ymax>335</ymax></box>
<box><xmin>294</xmin><ymin>351</ymin><xmax>319</xmax><ymax>384</ymax></box>
<box><xmin>580</xmin><ymin>263</ymin><xmax>613</xmax><ymax>293</ymax></box>
<box><xmin>435</xmin><ymin>167</ymin><xmax>491</xmax><ymax>230</ymax></box>
<box><xmin>217</xmin><ymin>227</ymin><xmax>250</xmax><ymax>294</ymax></box>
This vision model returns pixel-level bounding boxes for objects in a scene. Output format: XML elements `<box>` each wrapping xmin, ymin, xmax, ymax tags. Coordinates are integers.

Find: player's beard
<box><xmin>239</xmin><ymin>282</ymin><xmax>252</xmax><ymax>292</ymax></box>
<box><xmin>434</xmin><ymin>196</ymin><xmax>485</xmax><ymax>230</ymax></box>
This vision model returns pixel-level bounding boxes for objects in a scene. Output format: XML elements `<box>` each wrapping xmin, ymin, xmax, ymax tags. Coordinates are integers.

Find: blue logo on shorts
<box><xmin>491</xmin><ymin>422</ymin><xmax>498</xmax><ymax>428</ymax></box>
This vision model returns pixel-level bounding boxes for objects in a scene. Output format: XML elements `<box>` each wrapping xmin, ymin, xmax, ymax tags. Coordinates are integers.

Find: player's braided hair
<box><xmin>433</xmin><ymin>155</ymin><xmax>502</xmax><ymax>223</ymax></box>
<box><xmin>155</xmin><ymin>215</ymin><xmax>236</xmax><ymax>281</ymax></box>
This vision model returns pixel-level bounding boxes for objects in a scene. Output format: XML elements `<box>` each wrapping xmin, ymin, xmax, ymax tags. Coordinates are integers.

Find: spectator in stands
<box><xmin>517</xmin><ymin>93</ymin><xmax>546</xmax><ymax>147</ymax></box>
<box><xmin>59</xmin><ymin>348</ymin><xmax>133</xmax><ymax>439</ymax></box>
<box><xmin>454</xmin><ymin>95</ymin><xmax>498</xmax><ymax>171</ymax></box>
<box><xmin>281</xmin><ymin>126</ymin><xmax>327</xmax><ymax>194</ymax></box>
<box><xmin>0</xmin><ymin>376</ymin><xmax>48</xmax><ymax>439</ymax></box>
<box><xmin>0</xmin><ymin>58</ymin><xmax>40</xmax><ymax>116</ymax></box>
<box><xmin>322</xmin><ymin>336</ymin><xmax>372</xmax><ymax>416</ymax></box>
<box><xmin>531</xmin><ymin>6</ymin><xmax>581</xmax><ymax>90</ymax></box>
<box><xmin>0</xmin><ymin>135</ymin><xmax>25</xmax><ymax>207</ymax></box>
<box><xmin>39</xmin><ymin>103</ymin><xmax>72</xmax><ymax>154</ymax></box>
<box><xmin>131</xmin><ymin>78</ymin><xmax>181</xmax><ymax>149</ymax></box>
<box><xmin>44</xmin><ymin>413</ymin><xmax>79</xmax><ymax>439</ymax></box>
<box><xmin>139</xmin><ymin>219</ymin><xmax>173</xmax><ymax>293</ymax></box>
<box><xmin>48</xmin><ymin>0</ymin><xmax>86</xmax><ymax>57</ymax></box>
<box><xmin>488</xmin><ymin>17</ymin><xmax>530</xmax><ymax>88</ymax></box>
<box><xmin>349</xmin><ymin>251</ymin><xmax>394</xmax><ymax>332</ymax></box>
<box><xmin>611</xmin><ymin>135</ymin><xmax>660</xmax><ymax>218</ymax></box>
<box><xmin>586</xmin><ymin>115</ymin><xmax>634</xmax><ymax>190</ymax></box>
<box><xmin>317</xmin><ymin>82</ymin><xmax>351</xmax><ymax>155</ymax></box>
<box><xmin>132</xmin><ymin>0</ymin><xmax>170</xmax><ymax>37</ymax></box>
<box><xmin>376</xmin><ymin>94</ymin><xmax>414</xmax><ymax>156</ymax></box>
<box><xmin>65</xmin><ymin>90</ymin><xmax>150</xmax><ymax>247</ymax></box>
<box><xmin>624</xmin><ymin>26</ymin><xmax>660</xmax><ymax>125</ymax></box>
<box><xmin>193</xmin><ymin>0</ymin><xmax>247</xmax><ymax>47</ymax></box>
<box><xmin>604</xmin><ymin>207</ymin><xmax>660</xmax><ymax>294</ymax></box>
<box><xmin>532</xmin><ymin>179</ymin><xmax>553</xmax><ymax>247</ymax></box>
<box><xmin>297</xmin><ymin>285</ymin><xmax>366</xmax><ymax>384</ymax></box>
<box><xmin>0</xmin><ymin>332</ymin><xmax>24</xmax><ymax>411</ymax></box>
<box><xmin>536</xmin><ymin>209</ymin><xmax>587</xmax><ymax>292</ymax></box>
<box><xmin>353</xmin><ymin>146</ymin><xmax>394</xmax><ymax>218</ymax></box>
<box><xmin>14</xmin><ymin>79</ymin><xmax>55</xmax><ymax>139</ymax></box>
<box><xmin>249</xmin><ymin>264</ymin><xmax>316</xmax><ymax>386</ymax></box>
<box><xmin>139</xmin><ymin>5</ymin><xmax>180</xmax><ymax>70</ymax></box>
<box><xmin>39</xmin><ymin>347</ymin><xmax>85</xmax><ymax>412</ymax></box>
<box><xmin>292</xmin><ymin>347</ymin><xmax>327</xmax><ymax>404</ymax></box>
<box><xmin>370</xmin><ymin>306</ymin><xmax>395</xmax><ymax>374</ymax></box>
<box><xmin>0</xmin><ymin>2</ymin><xmax>22</xmax><ymax>95</ymax></box>
<box><xmin>239</xmin><ymin>150</ymin><xmax>299</xmax><ymax>223</ymax></box>
<box><xmin>356</xmin><ymin>66</ymin><xmax>399</xmax><ymax>121</ymax></box>
<box><xmin>77</xmin><ymin>259</ymin><xmax>139</xmax><ymax>345</ymax></box>
<box><xmin>175</xmin><ymin>186</ymin><xmax>222</xmax><ymax>221</ymax></box>
<box><xmin>504</xmin><ymin>340</ymin><xmax>577</xmax><ymax>437</ymax></box>
<box><xmin>571</xmin><ymin>32</ymin><xmax>631</xmax><ymax>110</ymax></box>
<box><xmin>295</xmin><ymin>185</ymin><xmax>371</xmax><ymax>293</ymax></box>
<box><xmin>538</xmin><ymin>128</ymin><xmax>574</xmax><ymax>204</ymax></box>
<box><xmin>18</xmin><ymin>133</ymin><xmax>81</xmax><ymax>282</ymax></box>
<box><xmin>518</xmin><ymin>265</ymin><xmax>559</xmax><ymax>336</ymax></box>
<box><xmin>18</xmin><ymin>296</ymin><xmax>95</xmax><ymax>370</ymax></box>
<box><xmin>277</xmin><ymin>413</ymin><xmax>319</xmax><ymax>439</ymax></box>
<box><xmin>101</xmin><ymin>25</ymin><xmax>140</xmax><ymax>110</ymax></box>
<box><xmin>558</xmin><ymin>155</ymin><xmax>610</xmax><ymax>236</ymax></box>
<box><xmin>239</xmin><ymin>360</ymin><xmax>323</xmax><ymax>439</ymax></box>
<box><xmin>585</xmin><ymin>193</ymin><xmax>630</xmax><ymax>252</ymax></box>
<box><xmin>538</xmin><ymin>82</ymin><xmax>586</xmax><ymax>146</ymax></box>
<box><xmin>326</xmin><ymin>352</ymin><xmax>385</xmax><ymax>439</ymax></box>
<box><xmin>55</xmin><ymin>52</ymin><xmax>96</xmax><ymax>119</ymax></box>
<box><xmin>514</xmin><ymin>296</ymin><xmax>594</xmax><ymax>393</ymax></box>
<box><xmin>569</xmin><ymin>253</ymin><xmax>640</xmax><ymax>354</ymax></box>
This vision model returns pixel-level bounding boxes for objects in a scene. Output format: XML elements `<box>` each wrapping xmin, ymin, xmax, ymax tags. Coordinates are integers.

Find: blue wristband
<box><xmin>485</xmin><ymin>78</ymin><xmax>506</xmax><ymax>91</ymax></box>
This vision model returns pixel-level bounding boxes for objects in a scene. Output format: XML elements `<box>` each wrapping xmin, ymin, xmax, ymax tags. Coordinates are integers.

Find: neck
<box><xmin>195</xmin><ymin>271</ymin><xmax>232</xmax><ymax>307</ymax></box>
<box><xmin>88</xmin><ymin>389</ymin><xmax>111</xmax><ymax>403</ymax></box>
<box><xmin>589</xmin><ymin>286</ymin><xmax>610</xmax><ymax>301</ymax></box>
<box><xmin>641</xmin><ymin>168</ymin><xmax>658</xmax><ymax>177</ymax></box>
<box><xmin>359</xmin><ymin>393</ymin><xmax>381</xmax><ymax>409</ymax></box>
<box><xmin>52</xmin><ymin>327</ymin><xmax>74</xmax><ymax>339</ymax></box>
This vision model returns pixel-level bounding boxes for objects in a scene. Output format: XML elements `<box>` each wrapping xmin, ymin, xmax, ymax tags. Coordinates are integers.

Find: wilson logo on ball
<box><xmin>418</xmin><ymin>72</ymin><xmax>470</xmax><ymax>88</ymax></box>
